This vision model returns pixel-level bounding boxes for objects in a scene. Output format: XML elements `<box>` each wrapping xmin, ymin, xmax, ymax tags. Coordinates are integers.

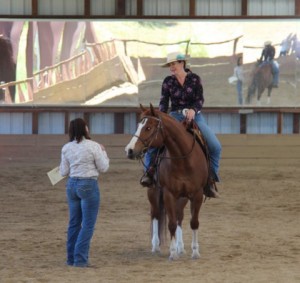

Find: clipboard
<box><xmin>47</xmin><ymin>166</ymin><xmax>66</xmax><ymax>186</ymax></box>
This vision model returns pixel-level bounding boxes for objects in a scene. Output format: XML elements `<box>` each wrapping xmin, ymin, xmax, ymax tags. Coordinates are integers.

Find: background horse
<box><xmin>125</xmin><ymin>104</ymin><xmax>209</xmax><ymax>260</ymax></box>
<box><xmin>246</xmin><ymin>61</ymin><xmax>273</xmax><ymax>106</ymax></box>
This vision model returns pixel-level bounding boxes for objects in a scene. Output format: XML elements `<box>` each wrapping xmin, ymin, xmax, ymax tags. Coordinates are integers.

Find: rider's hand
<box><xmin>186</xmin><ymin>109</ymin><xmax>195</xmax><ymax>122</ymax></box>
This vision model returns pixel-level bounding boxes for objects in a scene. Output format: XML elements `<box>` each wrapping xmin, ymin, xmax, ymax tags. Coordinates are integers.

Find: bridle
<box><xmin>133</xmin><ymin>114</ymin><xmax>196</xmax><ymax>160</ymax></box>
<box><xmin>133</xmin><ymin>116</ymin><xmax>164</xmax><ymax>152</ymax></box>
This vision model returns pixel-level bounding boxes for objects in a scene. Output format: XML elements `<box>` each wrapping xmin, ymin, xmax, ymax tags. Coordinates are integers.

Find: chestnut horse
<box><xmin>246</xmin><ymin>61</ymin><xmax>273</xmax><ymax>106</ymax></box>
<box><xmin>125</xmin><ymin>104</ymin><xmax>209</xmax><ymax>260</ymax></box>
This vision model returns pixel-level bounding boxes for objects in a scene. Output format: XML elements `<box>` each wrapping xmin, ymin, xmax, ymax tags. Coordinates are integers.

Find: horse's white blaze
<box><xmin>176</xmin><ymin>225</ymin><xmax>185</xmax><ymax>254</ymax></box>
<box><xmin>191</xmin><ymin>229</ymin><xmax>200</xmax><ymax>259</ymax></box>
<box><xmin>151</xmin><ymin>218</ymin><xmax>160</xmax><ymax>253</ymax></box>
<box><xmin>125</xmin><ymin>118</ymin><xmax>148</xmax><ymax>154</ymax></box>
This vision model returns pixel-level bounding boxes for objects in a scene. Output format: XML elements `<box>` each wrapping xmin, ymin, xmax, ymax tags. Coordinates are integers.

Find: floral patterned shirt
<box><xmin>159</xmin><ymin>70</ymin><xmax>204</xmax><ymax>113</ymax></box>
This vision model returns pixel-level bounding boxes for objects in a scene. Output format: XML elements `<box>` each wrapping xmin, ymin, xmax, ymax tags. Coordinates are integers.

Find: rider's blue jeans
<box><xmin>66</xmin><ymin>177</ymin><xmax>100</xmax><ymax>267</ymax></box>
<box><xmin>144</xmin><ymin>111</ymin><xmax>222</xmax><ymax>181</ymax></box>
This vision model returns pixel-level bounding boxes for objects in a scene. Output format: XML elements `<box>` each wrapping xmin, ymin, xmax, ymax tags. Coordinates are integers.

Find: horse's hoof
<box><xmin>169</xmin><ymin>253</ymin><xmax>179</xmax><ymax>261</ymax></box>
<box><xmin>177</xmin><ymin>248</ymin><xmax>186</xmax><ymax>255</ymax></box>
<box><xmin>169</xmin><ymin>255</ymin><xmax>179</xmax><ymax>261</ymax></box>
<box><xmin>191</xmin><ymin>252</ymin><xmax>201</xmax><ymax>259</ymax></box>
<box><xmin>151</xmin><ymin>247</ymin><xmax>160</xmax><ymax>254</ymax></box>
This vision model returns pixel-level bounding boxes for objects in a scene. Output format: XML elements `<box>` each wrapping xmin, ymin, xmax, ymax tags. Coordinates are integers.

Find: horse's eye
<box><xmin>146</xmin><ymin>127</ymin><xmax>151</xmax><ymax>131</ymax></box>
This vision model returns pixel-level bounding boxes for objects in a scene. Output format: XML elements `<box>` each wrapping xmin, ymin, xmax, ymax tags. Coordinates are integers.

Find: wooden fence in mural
<box><xmin>0</xmin><ymin>40</ymin><xmax>120</xmax><ymax>104</ymax></box>
<box><xmin>0</xmin><ymin>35</ymin><xmax>244</xmax><ymax>104</ymax></box>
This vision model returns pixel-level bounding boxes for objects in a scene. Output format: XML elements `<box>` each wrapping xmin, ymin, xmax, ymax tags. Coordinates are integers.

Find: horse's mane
<box><xmin>141</xmin><ymin>108</ymin><xmax>187</xmax><ymax>134</ymax></box>
<box><xmin>253</xmin><ymin>61</ymin><xmax>272</xmax><ymax>75</ymax></box>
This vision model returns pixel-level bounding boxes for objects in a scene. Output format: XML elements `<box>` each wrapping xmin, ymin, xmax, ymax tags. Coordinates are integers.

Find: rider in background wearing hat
<box><xmin>141</xmin><ymin>51</ymin><xmax>222</xmax><ymax>198</ymax></box>
<box><xmin>259</xmin><ymin>41</ymin><xmax>279</xmax><ymax>88</ymax></box>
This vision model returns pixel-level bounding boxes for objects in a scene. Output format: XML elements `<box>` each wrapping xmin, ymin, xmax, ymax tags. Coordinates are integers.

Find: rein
<box><xmin>138</xmin><ymin>115</ymin><xmax>197</xmax><ymax>161</ymax></box>
<box><xmin>132</xmin><ymin>116</ymin><xmax>163</xmax><ymax>155</ymax></box>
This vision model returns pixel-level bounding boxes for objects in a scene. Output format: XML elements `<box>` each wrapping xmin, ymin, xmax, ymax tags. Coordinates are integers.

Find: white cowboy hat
<box><xmin>162</xmin><ymin>51</ymin><xmax>186</xmax><ymax>67</ymax></box>
<box><xmin>264</xmin><ymin>40</ymin><xmax>272</xmax><ymax>46</ymax></box>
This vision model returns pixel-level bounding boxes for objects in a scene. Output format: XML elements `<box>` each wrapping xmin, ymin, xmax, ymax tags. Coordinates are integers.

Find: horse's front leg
<box><xmin>148</xmin><ymin>188</ymin><xmax>160</xmax><ymax>253</ymax></box>
<box><xmin>176</xmin><ymin>225</ymin><xmax>185</xmax><ymax>255</ymax></box>
<box><xmin>164</xmin><ymin>190</ymin><xmax>178</xmax><ymax>260</ymax></box>
<box><xmin>191</xmin><ymin>229</ymin><xmax>200</xmax><ymax>259</ymax></box>
<box><xmin>190</xmin><ymin>192</ymin><xmax>203</xmax><ymax>259</ymax></box>
<box><xmin>151</xmin><ymin>218</ymin><xmax>160</xmax><ymax>253</ymax></box>
<box><xmin>175</xmin><ymin>197</ymin><xmax>188</xmax><ymax>255</ymax></box>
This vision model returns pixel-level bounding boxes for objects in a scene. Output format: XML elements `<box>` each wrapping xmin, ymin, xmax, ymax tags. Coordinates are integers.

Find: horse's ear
<box><xmin>140</xmin><ymin>104</ymin><xmax>146</xmax><ymax>112</ymax></box>
<box><xmin>149</xmin><ymin>103</ymin><xmax>156</xmax><ymax>116</ymax></box>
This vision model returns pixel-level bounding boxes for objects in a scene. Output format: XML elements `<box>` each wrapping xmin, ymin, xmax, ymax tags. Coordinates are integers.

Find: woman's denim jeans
<box><xmin>66</xmin><ymin>177</ymin><xmax>100</xmax><ymax>267</ymax></box>
<box><xmin>144</xmin><ymin>111</ymin><xmax>222</xmax><ymax>180</ymax></box>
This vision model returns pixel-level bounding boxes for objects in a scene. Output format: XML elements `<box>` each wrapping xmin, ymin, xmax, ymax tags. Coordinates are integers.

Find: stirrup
<box><xmin>204</xmin><ymin>181</ymin><xmax>220</xmax><ymax>199</ymax></box>
<box><xmin>140</xmin><ymin>173</ymin><xmax>154</xmax><ymax>187</ymax></box>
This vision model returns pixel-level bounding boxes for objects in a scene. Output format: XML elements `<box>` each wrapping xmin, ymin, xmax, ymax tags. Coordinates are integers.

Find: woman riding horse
<box><xmin>141</xmin><ymin>52</ymin><xmax>221</xmax><ymax>198</ymax></box>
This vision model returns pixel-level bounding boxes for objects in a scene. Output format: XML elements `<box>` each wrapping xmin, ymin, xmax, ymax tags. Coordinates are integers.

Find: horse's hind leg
<box><xmin>190</xmin><ymin>191</ymin><xmax>203</xmax><ymax>259</ymax></box>
<box><xmin>257</xmin><ymin>89</ymin><xmax>263</xmax><ymax>106</ymax></box>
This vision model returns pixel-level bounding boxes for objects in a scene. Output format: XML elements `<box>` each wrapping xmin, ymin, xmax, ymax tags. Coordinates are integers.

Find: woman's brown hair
<box><xmin>68</xmin><ymin>118</ymin><xmax>91</xmax><ymax>143</ymax></box>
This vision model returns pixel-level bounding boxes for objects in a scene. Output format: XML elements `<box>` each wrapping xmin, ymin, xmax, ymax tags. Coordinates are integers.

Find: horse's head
<box><xmin>125</xmin><ymin>104</ymin><xmax>164</xmax><ymax>160</ymax></box>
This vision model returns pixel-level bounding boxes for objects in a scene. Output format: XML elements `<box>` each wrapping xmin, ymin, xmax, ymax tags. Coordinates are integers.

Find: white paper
<box><xmin>47</xmin><ymin>166</ymin><xmax>65</xmax><ymax>186</ymax></box>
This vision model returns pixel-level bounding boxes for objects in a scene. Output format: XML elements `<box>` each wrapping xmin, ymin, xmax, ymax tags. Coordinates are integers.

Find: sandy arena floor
<box><xmin>0</xmin><ymin>153</ymin><xmax>299</xmax><ymax>283</ymax></box>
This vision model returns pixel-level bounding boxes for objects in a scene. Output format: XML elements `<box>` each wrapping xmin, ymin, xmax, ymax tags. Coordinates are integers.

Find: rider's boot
<box><xmin>204</xmin><ymin>181</ymin><xmax>220</xmax><ymax>198</ymax></box>
<box><xmin>204</xmin><ymin>171</ymin><xmax>220</xmax><ymax>198</ymax></box>
<box><xmin>140</xmin><ymin>167</ymin><xmax>155</xmax><ymax>187</ymax></box>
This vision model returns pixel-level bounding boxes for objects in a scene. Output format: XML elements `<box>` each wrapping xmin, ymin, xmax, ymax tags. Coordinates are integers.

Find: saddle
<box><xmin>144</xmin><ymin>119</ymin><xmax>219</xmax><ymax>198</ymax></box>
<box><xmin>184</xmin><ymin>120</ymin><xmax>219</xmax><ymax>198</ymax></box>
<box><xmin>183</xmin><ymin>120</ymin><xmax>209</xmax><ymax>161</ymax></box>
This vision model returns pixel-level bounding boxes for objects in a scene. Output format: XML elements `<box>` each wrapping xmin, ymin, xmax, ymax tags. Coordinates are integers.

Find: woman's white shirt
<box><xmin>59</xmin><ymin>139</ymin><xmax>109</xmax><ymax>178</ymax></box>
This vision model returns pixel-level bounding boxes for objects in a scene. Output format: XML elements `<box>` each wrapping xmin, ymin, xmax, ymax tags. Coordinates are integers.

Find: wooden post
<box><xmin>293</xmin><ymin>113</ymin><xmax>299</xmax><ymax>134</ymax></box>
<box><xmin>137</xmin><ymin>0</ymin><xmax>143</xmax><ymax>17</ymax></box>
<box><xmin>241</xmin><ymin>0</ymin><xmax>247</xmax><ymax>16</ymax></box>
<box><xmin>116</xmin><ymin>0</ymin><xmax>126</xmax><ymax>16</ymax></box>
<box><xmin>240</xmin><ymin>114</ymin><xmax>247</xmax><ymax>134</ymax></box>
<box><xmin>295</xmin><ymin>0</ymin><xmax>300</xmax><ymax>15</ymax></box>
<box><xmin>64</xmin><ymin>112</ymin><xmax>69</xmax><ymax>135</ymax></box>
<box><xmin>32</xmin><ymin>112</ymin><xmax>38</xmax><ymax>134</ymax></box>
<box><xmin>32</xmin><ymin>0</ymin><xmax>38</xmax><ymax>16</ymax></box>
<box><xmin>83</xmin><ymin>112</ymin><xmax>90</xmax><ymax>129</ymax></box>
<box><xmin>84</xmin><ymin>0</ymin><xmax>90</xmax><ymax>17</ymax></box>
<box><xmin>277</xmin><ymin>112</ymin><xmax>283</xmax><ymax>134</ymax></box>
<box><xmin>114</xmin><ymin>113</ymin><xmax>124</xmax><ymax>134</ymax></box>
<box><xmin>189</xmin><ymin>0</ymin><xmax>196</xmax><ymax>17</ymax></box>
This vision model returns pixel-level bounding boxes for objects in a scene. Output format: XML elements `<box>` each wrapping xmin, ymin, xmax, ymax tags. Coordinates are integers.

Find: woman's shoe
<box><xmin>140</xmin><ymin>173</ymin><xmax>153</xmax><ymax>187</ymax></box>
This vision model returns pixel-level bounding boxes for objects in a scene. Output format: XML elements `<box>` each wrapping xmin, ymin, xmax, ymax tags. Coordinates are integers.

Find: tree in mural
<box><xmin>0</xmin><ymin>20</ymin><xmax>100</xmax><ymax>103</ymax></box>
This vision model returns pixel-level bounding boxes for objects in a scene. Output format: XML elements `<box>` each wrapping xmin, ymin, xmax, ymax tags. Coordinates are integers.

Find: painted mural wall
<box><xmin>0</xmin><ymin>20</ymin><xmax>299</xmax><ymax>107</ymax></box>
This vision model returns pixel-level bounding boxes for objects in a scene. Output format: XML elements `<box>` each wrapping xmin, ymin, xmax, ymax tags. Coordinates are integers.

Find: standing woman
<box><xmin>142</xmin><ymin>51</ymin><xmax>221</xmax><ymax>198</ymax></box>
<box><xmin>60</xmin><ymin>118</ymin><xmax>109</xmax><ymax>267</ymax></box>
